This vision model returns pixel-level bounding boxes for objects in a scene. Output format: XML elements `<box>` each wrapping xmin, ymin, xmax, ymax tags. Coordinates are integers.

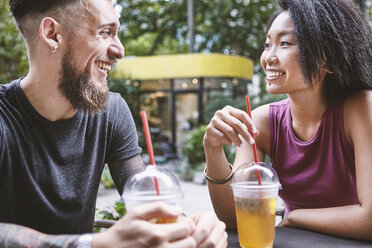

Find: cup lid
<box><xmin>230</xmin><ymin>162</ymin><xmax>281</xmax><ymax>189</ymax></box>
<box><xmin>122</xmin><ymin>166</ymin><xmax>183</xmax><ymax>199</ymax></box>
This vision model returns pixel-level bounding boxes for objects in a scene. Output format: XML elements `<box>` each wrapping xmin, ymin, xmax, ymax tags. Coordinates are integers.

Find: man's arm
<box><xmin>0</xmin><ymin>206</ymin><xmax>196</xmax><ymax>248</ymax></box>
<box><xmin>0</xmin><ymin>223</ymin><xmax>79</xmax><ymax>247</ymax></box>
<box><xmin>108</xmin><ymin>154</ymin><xmax>145</xmax><ymax>195</ymax></box>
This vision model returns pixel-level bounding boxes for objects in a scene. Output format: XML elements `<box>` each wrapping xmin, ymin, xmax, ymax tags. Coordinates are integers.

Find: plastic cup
<box><xmin>230</xmin><ymin>162</ymin><xmax>281</xmax><ymax>248</ymax></box>
<box><xmin>122</xmin><ymin>166</ymin><xmax>183</xmax><ymax>223</ymax></box>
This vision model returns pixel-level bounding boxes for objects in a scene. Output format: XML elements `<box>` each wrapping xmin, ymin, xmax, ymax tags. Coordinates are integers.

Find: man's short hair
<box><xmin>9</xmin><ymin>0</ymin><xmax>80</xmax><ymax>21</ymax></box>
<box><xmin>9</xmin><ymin>0</ymin><xmax>83</xmax><ymax>44</ymax></box>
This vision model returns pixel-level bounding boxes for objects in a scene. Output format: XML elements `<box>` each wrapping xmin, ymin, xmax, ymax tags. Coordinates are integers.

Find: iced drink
<box><xmin>234</xmin><ymin>193</ymin><xmax>277</xmax><ymax>248</ymax></box>
<box><xmin>123</xmin><ymin>191</ymin><xmax>181</xmax><ymax>223</ymax></box>
<box><xmin>231</xmin><ymin>162</ymin><xmax>281</xmax><ymax>248</ymax></box>
<box><xmin>122</xmin><ymin>166</ymin><xmax>183</xmax><ymax>223</ymax></box>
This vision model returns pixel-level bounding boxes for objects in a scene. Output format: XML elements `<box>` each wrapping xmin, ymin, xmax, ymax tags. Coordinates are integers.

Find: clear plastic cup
<box><xmin>230</xmin><ymin>162</ymin><xmax>281</xmax><ymax>248</ymax></box>
<box><xmin>122</xmin><ymin>166</ymin><xmax>183</xmax><ymax>223</ymax></box>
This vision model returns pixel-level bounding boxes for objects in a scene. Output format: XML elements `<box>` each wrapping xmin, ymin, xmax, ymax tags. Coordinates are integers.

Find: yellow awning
<box><xmin>112</xmin><ymin>53</ymin><xmax>253</xmax><ymax>80</ymax></box>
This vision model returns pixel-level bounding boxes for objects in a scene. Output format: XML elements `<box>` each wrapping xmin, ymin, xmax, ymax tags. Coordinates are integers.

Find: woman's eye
<box><xmin>264</xmin><ymin>43</ymin><xmax>270</xmax><ymax>49</ymax></box>
<box><xmin>280</xmin><ymin>41</ymin><xmax>291</xmax><ymax>46</ymax></box>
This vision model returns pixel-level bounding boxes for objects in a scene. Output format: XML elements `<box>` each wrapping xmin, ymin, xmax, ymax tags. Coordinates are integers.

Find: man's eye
<box><xmin>101</xmin><ymin>30</ymin><xmax>112</xmax><ymax>36</ymax></box>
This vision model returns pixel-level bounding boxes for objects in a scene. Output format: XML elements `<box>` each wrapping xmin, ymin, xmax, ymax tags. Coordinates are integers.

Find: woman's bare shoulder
<box><xmin>344</xmin><ymin>90</ymin><xmax>372</xmax><ymax>145</ymax></box>
<box><xmin>344</xmin><ymin>90</ymin><xmax>372</xmax><ymax>117</ymax></box>
<box><xmin>252</xmin><ymin>104</ymin><xmax>270</xmax><ymax>127</ymax></box>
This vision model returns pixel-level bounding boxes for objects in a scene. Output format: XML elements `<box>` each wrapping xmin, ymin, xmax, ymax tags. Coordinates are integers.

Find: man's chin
<box><xmin>82</xmin><ymin>97</ymin><xmax>108</xmax><ymax>114</ymax></box>
<box><xmin>80</xmin><ymin>85</ymin><xmax>109</xmax><ymax>114</ymax></box>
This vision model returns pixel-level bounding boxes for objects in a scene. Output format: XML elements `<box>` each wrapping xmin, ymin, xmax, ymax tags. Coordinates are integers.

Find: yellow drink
<box><xmin>155</xmin><ymin>217</ymin><xmax>177</xmax><ymax>223</ymax></box>
<box><xmin>234</xmin><ymin>196</ymin><xmax>276</xmax><ymax>248</ymax></box>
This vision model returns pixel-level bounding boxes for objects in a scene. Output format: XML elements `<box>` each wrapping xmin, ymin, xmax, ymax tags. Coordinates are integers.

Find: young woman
<box><xmin>203</xmin><ymin>0</ymin><xmax>372</xmax><ymax>241</ymax></box>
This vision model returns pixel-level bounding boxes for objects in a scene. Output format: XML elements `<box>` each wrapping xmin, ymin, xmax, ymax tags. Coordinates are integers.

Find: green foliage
<box><xmin>204</xmin><ymin>97</ymin><xmax>246</xmax><ymax>124</ymax></box>
<box><xmin>100</xmin><ymin>168</ymin><xmax>115</xmax><ymax>189</ymax></box>
<box><xmin>117</xmin><ymin>0</ymin><xmax>277</xmax><ymax>62</ymax></box>
<box><xmin>203</xmin><ymin>94</ymin><xmax>288</xmax><ymax>125</ymax></box>
<box><xmin>138</xmin><ymin>132</ymin><xmax>164</xmax><ymax>155</ymax></box>
<box><xmin>116</xmin><ymin>0</ymin><xmax>371</xmax><ymax>101</ymax></box>
<box><xmin>108</xmin><ymin>78</ymin><xmax>141</xmax><ymax>125</ymax></box>
<box><xmin>182</xmin><ymin>125</ymin><xmax>207</xmax><ymax>169</ymax></box>
<box><xmin>0</xmin><ymin>0</ymin><xmax>28</xmax><ymax>84</ymax></box>
<box><xmin>365</xmin><ymin>1</ymin><xmax>372</xmax><ymax>23</ymax></box>
<box><xmin>97</xmin><ymin>200</ymin><xmax>126</xmax><ymax>220</ymax></box>
<box><xmin>182</xmin><ymin>125</ymin><xmax>234</xmax><ymax>170</ymax></box>
<box><xmin>94</xmin><ymin>200</ymin><xmax>126</xmax><ymax>232</ymax></box>
<box><xmin>117</xmin><ymin>0</ymin><xmax>189</xmax><ymax>56</ymax></box>
<box><xmin>117</xmin><ymin>0</ymin><xmax>370</xmax><ymax>58</ymax></box>
<box><xmin>2</xmin><ymin>0</ymin><xmax>370</xmax><ymax>101</ymax></box>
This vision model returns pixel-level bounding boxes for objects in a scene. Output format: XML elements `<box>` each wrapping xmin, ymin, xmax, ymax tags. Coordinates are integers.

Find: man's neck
<box><xmin>20</xmin><ymin>74</ymin><xmax>77</xmax><ymax>122</ymax></box>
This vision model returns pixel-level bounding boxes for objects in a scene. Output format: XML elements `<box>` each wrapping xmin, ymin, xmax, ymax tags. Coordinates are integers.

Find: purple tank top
<box><xmin>269</xmin><ymin>98</ymin><xmax>359</xmax><ymax>213</ymax></box>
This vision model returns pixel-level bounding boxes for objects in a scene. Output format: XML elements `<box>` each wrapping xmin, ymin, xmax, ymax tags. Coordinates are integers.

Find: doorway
<box><xmin>175</xmin><ymin>92</ymin><xmax>199</xmax><ymax>153</ymax></box>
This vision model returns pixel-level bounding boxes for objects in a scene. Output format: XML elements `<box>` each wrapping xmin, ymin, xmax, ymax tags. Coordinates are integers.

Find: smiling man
<box><xmin>0</xmin><ymin>0</ymin><xmax>227</xmax><ymax>247</ymax></box>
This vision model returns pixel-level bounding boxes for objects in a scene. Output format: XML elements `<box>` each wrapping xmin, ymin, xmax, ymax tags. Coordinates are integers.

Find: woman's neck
<box><xmin>288</xmin><ymin>87</ymin><xmax>329</xmax><ymax>142</ymax></box>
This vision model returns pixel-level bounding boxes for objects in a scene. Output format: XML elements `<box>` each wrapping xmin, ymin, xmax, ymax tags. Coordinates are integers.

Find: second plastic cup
<box><xmin>230</xmin><ymin>162</ymin><xmax>281</xmax><ymax>248</ymax></box>
<box><xmin>122</xmin><ymin>166</ymin><xmax>183</xmax><ymax>223</ymax></box>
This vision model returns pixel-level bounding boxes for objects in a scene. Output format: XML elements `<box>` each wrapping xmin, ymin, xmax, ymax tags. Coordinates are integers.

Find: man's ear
<box><xmin>39</xmin><ymin>17</ymin><xmax>63</xmax><ymax>53</ymax></box>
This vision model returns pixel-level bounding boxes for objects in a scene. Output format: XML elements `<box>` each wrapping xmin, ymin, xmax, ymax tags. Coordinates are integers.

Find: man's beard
<box><xmin>58</xmin><ymin>50</ymin><xmax>109</xmax><ymax>114</ymax></box>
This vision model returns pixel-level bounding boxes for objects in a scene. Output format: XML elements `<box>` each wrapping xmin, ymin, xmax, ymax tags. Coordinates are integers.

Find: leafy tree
<box><xmin>0</xmin><ymin>0</ymin><xmax>28</xmax><ymax>84</ymax></box>
<box><xmin>117</xmin><ymin>0</ymin><xmax>188</xmax><ymax>56</ymax></box>
<box><xmin>1</xmin><ymin>0</ymin><xmax>370</xmax><ymax>89</ymax></box>
<box><xmin>117</xmin><ymin>0</ymin><xmax>277</xmax><ymax>62</ymax></box>
<box><xmin>118</xmin><ymin>0</ymin><xmax>370</xmax><ymax>57</ymax></box>
<box><xmin>116</xmin><ymin>0</ymin><xmax>371</xmax><ymax>102</ymax></box>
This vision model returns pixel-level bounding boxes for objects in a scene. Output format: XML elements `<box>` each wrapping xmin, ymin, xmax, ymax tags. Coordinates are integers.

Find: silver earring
<box><xmin>52</xmin><ymin>45</ymin><xmax>57</xmax><ymax>54</ymax></box>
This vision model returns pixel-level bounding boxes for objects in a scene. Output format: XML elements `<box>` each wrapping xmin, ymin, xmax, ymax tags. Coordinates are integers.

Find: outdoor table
<box><xmin>227</xmin><ymin>227</ymin><xmax>372</xmax><ymax>248</ymax></box>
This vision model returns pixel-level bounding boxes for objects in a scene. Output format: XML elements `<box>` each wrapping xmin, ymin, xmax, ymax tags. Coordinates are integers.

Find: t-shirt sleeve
<box><xmin>0</xmin><ymin>120</ymin><xmax>3</xmax><ymax>171</ymax></box>
<box><xmin>106</xmin><ymin>94</ymin><xmax>142</xmax><ymax>163</ymax></box>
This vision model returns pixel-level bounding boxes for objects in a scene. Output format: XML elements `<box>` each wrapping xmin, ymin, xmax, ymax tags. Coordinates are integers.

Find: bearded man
<box><xmin>0</xmin><ymin>0</ymin><xmax>227</xmax><ymax>247</ymax></box>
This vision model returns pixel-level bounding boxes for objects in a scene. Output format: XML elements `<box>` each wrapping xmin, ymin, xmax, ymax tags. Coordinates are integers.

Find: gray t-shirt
<box><xmin>0</xmin><ymin>79</ymin><xmax>141</xmax><ymax>234</ymax></box>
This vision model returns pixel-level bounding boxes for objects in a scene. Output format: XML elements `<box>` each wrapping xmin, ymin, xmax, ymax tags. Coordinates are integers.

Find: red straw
<box><xmin>245</xmin><ymin>95</ymin><xmax>262</xmax><ymax>185</ymax></box>
<box><xmin>140</xmin><ymin>110</ymin><xmax>160</xmax><ymax>195</ymax></box>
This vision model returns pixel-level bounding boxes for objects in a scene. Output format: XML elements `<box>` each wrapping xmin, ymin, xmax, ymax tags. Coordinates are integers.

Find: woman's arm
<box><xmin>281</xmin><ymin>91</ymin><xmax>372</xmax><ymax>241</ymax></box>
<box><xmin>203</xmin><ymin>104</ymin><xmax>271</xmax><ymax>228</ymax></box>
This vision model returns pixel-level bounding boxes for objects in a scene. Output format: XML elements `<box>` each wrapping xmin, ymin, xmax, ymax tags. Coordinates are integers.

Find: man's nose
<box><xmin>109</xmin><ymin>37</ymin><xmax>125</xmax><ymax>60</ymax></box>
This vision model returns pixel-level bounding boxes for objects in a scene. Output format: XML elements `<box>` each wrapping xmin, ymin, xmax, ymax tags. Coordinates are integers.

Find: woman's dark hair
<box><xmin>270</xmin><ymin>0</ymin><xmax>372</xmax><ymax>103</ymax></box>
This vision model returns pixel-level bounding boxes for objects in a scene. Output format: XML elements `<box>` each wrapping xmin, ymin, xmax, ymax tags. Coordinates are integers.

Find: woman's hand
<box><xmin>204</xmin><ymin>105</ymin><xmax>258</xmax><ymax>149</ymax></box>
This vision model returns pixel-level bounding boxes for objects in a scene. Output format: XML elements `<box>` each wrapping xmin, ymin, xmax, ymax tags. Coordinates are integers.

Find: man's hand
<box><xmin>92</xmin><ymin>202</ymin><xmax>196</xmax><ymax>248</ymax></box>
<box><xmin>190</xmin><ymin>211</ymin><xmax>228</xmax><ymax>248</ymax></box>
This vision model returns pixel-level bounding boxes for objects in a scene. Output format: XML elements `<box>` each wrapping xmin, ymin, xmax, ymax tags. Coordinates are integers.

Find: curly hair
<box><xmin>270</xmin><ymin>0</ymin><xmax>372</xmax><ymax>103</ymax></box>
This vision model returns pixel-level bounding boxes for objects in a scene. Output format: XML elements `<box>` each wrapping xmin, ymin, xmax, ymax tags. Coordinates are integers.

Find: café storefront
<box><xmin>112</xmin><ymin>53</ymin><xmax>253</xmax><ymax>156</ymax></box>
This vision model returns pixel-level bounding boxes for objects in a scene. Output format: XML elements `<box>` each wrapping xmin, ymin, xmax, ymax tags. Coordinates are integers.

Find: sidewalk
<box><xmin>96</xmin><ymin>179</ymin><xmax>214</xmax><ymax>216</ymax></box>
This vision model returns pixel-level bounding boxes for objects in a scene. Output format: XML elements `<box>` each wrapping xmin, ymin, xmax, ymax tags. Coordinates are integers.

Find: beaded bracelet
<box><xmin>204</xmin><ymin>163</ymin><xmax>234</xmax><ymax>184</ymax></box>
